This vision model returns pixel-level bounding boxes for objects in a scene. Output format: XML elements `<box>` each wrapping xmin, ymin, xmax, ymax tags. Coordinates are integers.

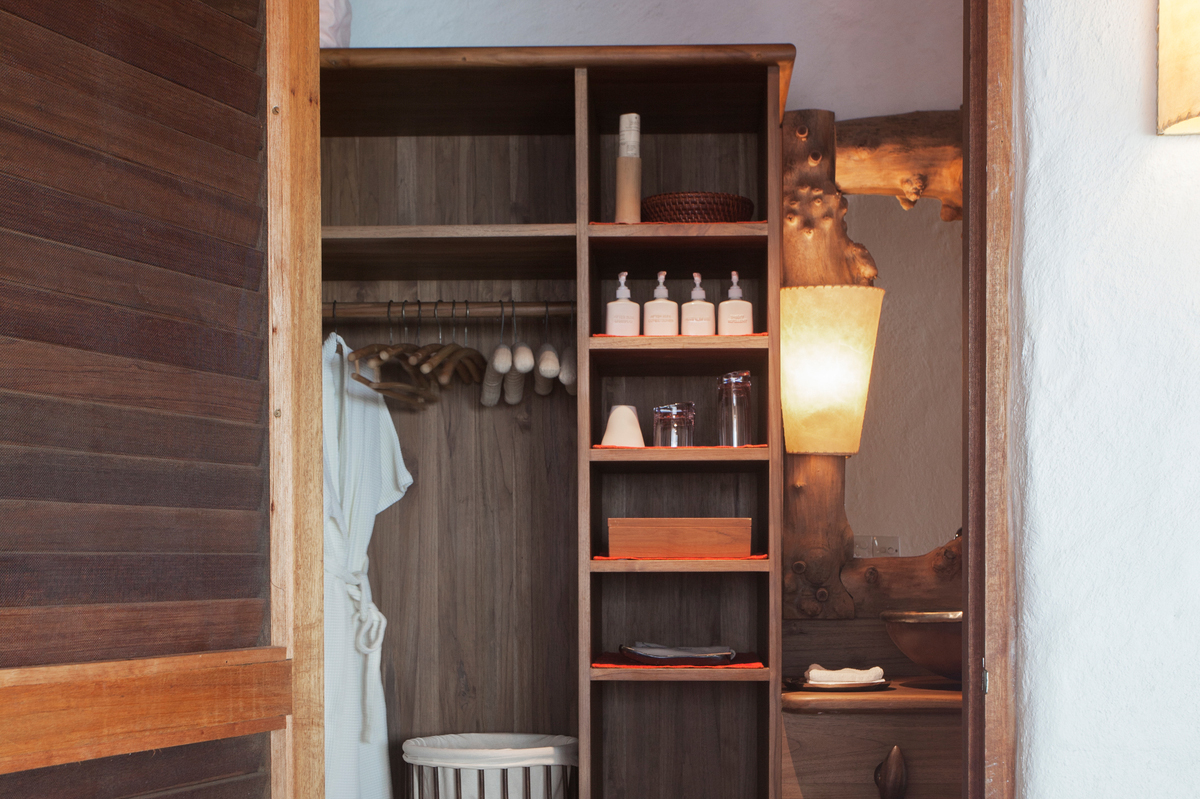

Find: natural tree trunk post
<box><xmin>781</xmin><ymin>109</ymin><xmax>875</xmax><ymax>619</ymax></box>
<box><xmin>835</xmin><ymin>110</ymin><xmax>964</xmax><ymax>222</ymax></box>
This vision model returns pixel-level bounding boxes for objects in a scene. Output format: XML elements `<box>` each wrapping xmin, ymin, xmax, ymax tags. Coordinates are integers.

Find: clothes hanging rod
<box><xmin>323</xmin><ymin>301</ymin><xmax>575</xmax><ymax>323</ymax></box>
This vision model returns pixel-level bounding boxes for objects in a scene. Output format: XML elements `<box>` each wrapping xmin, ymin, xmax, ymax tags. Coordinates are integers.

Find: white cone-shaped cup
<box><xmin>600</xmin><ymin>405</ymin><xmax>644</xmax><ymax>447</ymax></box>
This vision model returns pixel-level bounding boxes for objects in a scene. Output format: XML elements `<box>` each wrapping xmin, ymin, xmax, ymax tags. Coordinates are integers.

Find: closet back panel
<box><xmin>600</xmin><ymin>682</ymin><xmax>760</xmax><ymax>799</ymax></box>
<box><xmin>321</xmin><ymin>135</ymin><xmax>576</xmax><ymax>226</ymax></box>
<box><xmin>323</xmin><ymin>277</ymin><xmax>578</xmax><ymax>752</ymax></box>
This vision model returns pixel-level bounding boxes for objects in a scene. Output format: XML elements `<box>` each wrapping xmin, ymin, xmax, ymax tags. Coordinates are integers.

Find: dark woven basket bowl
<box><xmin>641</xmin><ymin>191</ymin><xmax>755</xmax><ymax>223</ymax></box>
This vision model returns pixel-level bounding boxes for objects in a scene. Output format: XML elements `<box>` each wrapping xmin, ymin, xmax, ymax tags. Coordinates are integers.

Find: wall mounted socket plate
<box><xmin>872</xmin><ymin>536</ymin><xmax>900</xmax><ymax>557</ymax></box>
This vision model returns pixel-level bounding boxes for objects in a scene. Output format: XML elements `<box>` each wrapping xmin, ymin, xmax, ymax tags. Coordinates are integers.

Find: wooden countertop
<box><xmin>782</xmin><ymin>677</ymin><xmax>962</xmax><ymax>715</ymax></box>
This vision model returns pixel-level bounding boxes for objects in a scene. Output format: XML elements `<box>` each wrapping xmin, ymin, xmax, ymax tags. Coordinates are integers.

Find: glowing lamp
<box><xmin>780</xmin><ymin>285</ymin><xmax>884</xmax><ymax>455</ymax></box>
<box><xmin>1159</xmin><ymin>0</ymin><xmax>1200</xmax><ymax>134</ymax></box>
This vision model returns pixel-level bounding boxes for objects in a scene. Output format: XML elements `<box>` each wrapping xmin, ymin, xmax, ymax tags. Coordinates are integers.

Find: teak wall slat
<box><xmin>0</xmin><ymin>391</ymin><xmax>264</xmax><ymax>465</ymax></box>
<box><xmin>0</xmin><ymin>337</ymin><xmax>266</xmax><ymax>424</ymax></box>
<box><xmin>0</xmin><ymin>230</ymin><xmax>264</xmax><ymax>334</ymax></box>
<box><xmin>0</xmin><ymin>63</ymin><xmax>263</xmax><ymax>202</ymax></box>
<box><xmin>0</xmin><ymin>0</ymin><xmax>262</xmax><ymax>115</ymax></box>
<box><xmin>0</xmin><ymin>446</ymin><xmax>264</xmax><ymax>509</ymax></box>
<box><xmin>0</xmin><ymin>501</ymin><xmax>264</xmax><ymax>553</ymax></box>
<box><xmin>0</xmin><ymin>734</ymin><xmax>268</xmax><ymax>799</ymax></box>
<box><xmin>0</xmin><ymin>554</ymin><xmax>267</xmax><ymax>606</ymax></box>
<box><xmin>0</xmin><ymin>650</ymin><xmax>289</xmax><ymax>775</ymax></box>
<box><xmin>0</xmin><ymin>176</ymin><xmax>264</xmax><ymax>291</ymax></box>
<box><xmin>0</xmin><ymin>282</ymin><xmax>263</xmax><ymax>378</ymax></box>
<box><xmin>0</xmin><ymin>117</ymin><xmax>264</xmax><ymax>247</ymax></box>
<box><xmin>0</xmin><ymin>10</ymin><xmax>262</xmax><ymax>158</ymax></box>
<box><xmin>96</xmin><ymin>0</ymin><xmax>265</xmax><ymax>70</ymax></box>
<box><xmin>0</xmin><ymin>599</ymin><xmax>267</xmax><ymax>668</ymax></box>
<box><xmin>199</xmin><ymin>0</ymin><xmax>259</xmax><ymax>26</ymax></box>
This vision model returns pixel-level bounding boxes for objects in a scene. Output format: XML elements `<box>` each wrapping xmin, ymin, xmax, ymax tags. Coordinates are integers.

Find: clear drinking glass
<box><xmin>718</xmin><ymin>371</ymin><xmax>753</xmax><ymax>446</ymax></box>
<box><xmin>652</xmin><ymin>402</ymin><xmax>696</xmax><ymax>447</ymax></box>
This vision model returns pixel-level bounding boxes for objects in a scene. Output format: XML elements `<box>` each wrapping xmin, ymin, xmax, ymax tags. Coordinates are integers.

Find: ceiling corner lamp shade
<box><xmin>1159</xmin><ymin>0</ymin><xmax>1200</xmax><ymax>134</ymax></box>
<box><xmin>780</xmin><ymin>285</ymin><xmax>884</xmax><ymax>455</ymax></box>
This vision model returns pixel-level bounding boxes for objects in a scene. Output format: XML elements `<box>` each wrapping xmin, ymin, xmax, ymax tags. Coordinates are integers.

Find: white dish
<box><xmin>801</xmin><ymin>678</ymin><xmax>889</xmax><ymax>691</ymax></box>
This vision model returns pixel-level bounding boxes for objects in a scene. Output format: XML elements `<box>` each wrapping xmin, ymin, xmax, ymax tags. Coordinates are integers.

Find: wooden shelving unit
<box><xmin>320</xmin><ymin>44</ymin><xmax>793</xmax><ymax>799</ymax></box>
<box><xmin>574</xmin><ymin>47</ymin><xmax>790</xmax><ymax>799</ymax></box>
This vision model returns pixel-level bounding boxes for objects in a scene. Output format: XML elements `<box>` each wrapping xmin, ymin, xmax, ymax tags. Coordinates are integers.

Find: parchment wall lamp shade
<box><xmin>1159</xmin><ymin>0</ymin><xmax>1200</xmax><ymax>134</ymax></box>
<box><xmin>780</xmin><ymin>285</ymin><xmax>884</xmax><ymax>455</ymax></box>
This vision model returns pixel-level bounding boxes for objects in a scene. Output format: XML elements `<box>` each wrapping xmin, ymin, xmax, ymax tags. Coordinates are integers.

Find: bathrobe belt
<box><xmin>327</xmin><ymin>556</ymin><xmax>388</xmax><ymax>744</ymax></box>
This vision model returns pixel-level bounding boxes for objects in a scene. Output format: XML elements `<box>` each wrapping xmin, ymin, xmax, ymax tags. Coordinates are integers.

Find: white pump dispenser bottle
<box><xmin>605</xmin><ymin>271</ymin><xmax>640</xmax><ymax>336</ymax></box>
<box><xmin>681</xmin><ymin>272</ymin><xmax>716</xmax><ymax>335</ymax></box>
<box><xmin>717</xmin><ymin>271</ymin><xmax>754</xmax><ymax>335</ymax></box>
<box><xmin>642</xmin><ymin>271</ymin><xmax>679</xmax><ymax>336</ymax></box>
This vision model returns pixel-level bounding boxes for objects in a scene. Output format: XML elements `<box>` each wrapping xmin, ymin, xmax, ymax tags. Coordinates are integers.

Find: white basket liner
<box><xmin>403</xmin><ymin>734</ymin><xmax>578</xmax><ymax>769</ymax></box>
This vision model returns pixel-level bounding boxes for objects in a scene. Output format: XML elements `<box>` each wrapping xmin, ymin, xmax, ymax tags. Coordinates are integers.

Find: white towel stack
<box><xmin>804</xmin><ymin>664</ymin><xmax>885</xmax><ymax>683</ymax></box>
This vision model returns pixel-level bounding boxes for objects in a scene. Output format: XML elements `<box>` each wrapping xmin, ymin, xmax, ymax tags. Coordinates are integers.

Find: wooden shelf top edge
<box><xmin>589</xmin><ymin>447</ymin><xmax>770</xmax><ymax>462</ymax></box>
<box><xmin>321</xmin><ymin>44</ymin><xmax>797</xmax><ymax>72</ymax></box>
<box><xmin>782</xmin><ymin>677</ymin><xmax>963</xmax><ymax>715</ymax></box>
<box><xmin>589</xmin><ymin>335</ymin><xmax>769</xmax><ymax>351</ymax></box>
<box><xmin>322</xmin><ymin>224</ymin><xmax>577</xmax><ymax>241</ymax></box>
<box><xmin>591</xmin><ymin>558</ymin><xmax>770</xmax><ymax>572</ymax></box>
<box><xmin>588</xmin><ymin>222</ymin><xmax>768</xmax><ymax>239</ymax></box>
<box><xmin>590</xmin><ymin>666</ymin><xmax>772</xmax><ymax>682</ymax></box>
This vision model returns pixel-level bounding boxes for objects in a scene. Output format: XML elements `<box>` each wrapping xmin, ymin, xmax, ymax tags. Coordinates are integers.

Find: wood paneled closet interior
<box><xmin>319</xmin><ymin>45</ymin><xmax>793</xmax><ymax>799</ymax></box>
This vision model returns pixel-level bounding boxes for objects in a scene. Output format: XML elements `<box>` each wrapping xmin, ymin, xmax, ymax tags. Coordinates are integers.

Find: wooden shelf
<box><xmin>591</xmin><ymin>558</ymin><xmax>770</xmax><ymax>572</ymax></box>
<box><xmin>590</xmin><ymin>335</ymin><xmax>768</xmax><ymax>351</ymax></box>
<box><xmin>592</xmin><ymin>665</ymin><xmax>771</xmax><ymax>682</ymax></box>
<box><xmin>589</xmin><ymin>222</ymin><xmax>767</xmax><ymax>241</ymax></box>
<box><xmin>321</xmin><ymin>224</ymin><xmax>577</xmax><ymax>280</ymax></box>
<box><xmin>590</xmin><ymin>446</ymin><xmax>769</xmax><ymax>464</ymax></box>
<box><xmin>782</xmin><ymin>677</ymin><xmax>963</xmax><ymax>715</ymax></box>
<box><xmin>589</xmin><ymin>336</ymin><xmax>770</xmax><ymax>376</ymax></box>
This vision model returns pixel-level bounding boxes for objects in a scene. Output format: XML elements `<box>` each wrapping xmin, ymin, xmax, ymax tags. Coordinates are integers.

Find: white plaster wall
<box><xmin>1018</xmin><ymin>0</ymin><xmax>1200</xmax><ymax>795</ymax></box>
<box><xmin>347</xmin><ymin>0</ymin><xmax>966</xmax><ymax>558</ymax></box>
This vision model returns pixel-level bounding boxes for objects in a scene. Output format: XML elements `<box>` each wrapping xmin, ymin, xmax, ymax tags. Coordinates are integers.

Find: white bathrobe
<box><xmin>323</xmin><ymin>333</ymin><xmax>413</xmax><ymax>799</ymax></box>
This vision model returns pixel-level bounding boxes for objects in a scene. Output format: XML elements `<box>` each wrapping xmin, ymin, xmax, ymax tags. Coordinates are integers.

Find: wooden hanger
<box><xmin>481</xmin><ymin>300</ymin><xmax>512</xmax><ymax>407</ymax></box>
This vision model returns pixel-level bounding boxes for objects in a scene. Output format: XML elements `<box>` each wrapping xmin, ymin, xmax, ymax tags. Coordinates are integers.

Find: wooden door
<box><xmin>0</xmin><ymin>0</ymin><xmax>322</xmax><ymax>795</ymax></box>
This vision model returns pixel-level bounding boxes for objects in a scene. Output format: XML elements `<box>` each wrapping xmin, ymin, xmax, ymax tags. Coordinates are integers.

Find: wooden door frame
<box><xmin>266</xmin><ymin>0</ymin><xmax>324</xmax><ymax>795</ymax></box>
<box><xmin>965</xmin><ymin>0</ymin><xmax>1018</xmax><ymax>796</ymax></box>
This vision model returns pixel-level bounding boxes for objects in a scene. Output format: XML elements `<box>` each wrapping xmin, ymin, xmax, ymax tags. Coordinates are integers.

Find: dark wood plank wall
<box><xmin>596</xmin><ymin>132</ymin><xmax>759</xmax><ymax>223</ymax></box>
<box><xmin>321</xmin><ymin>135</ymin><xmax>576</xmax><ymax>226</ymax></box>
<box><xmin>0</xmin><ymin>734</ymin><xmax>270</xmax><ymax>798</ymax></box>
<box><xmin>322</xmin><ymin>134</ymin><xmax>579</xmax><ymax>783</ymax></box>
<box><xmin>0</xmin><ymin>0</ymin><xmax>271</xmax><ymax>794</ymax></box>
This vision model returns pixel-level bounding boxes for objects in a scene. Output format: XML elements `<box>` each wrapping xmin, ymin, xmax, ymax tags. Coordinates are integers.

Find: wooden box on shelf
<box><xmin>608</xmin><ymin>517</ymin><xmax>752</xmax><ymax>558</ymax></box>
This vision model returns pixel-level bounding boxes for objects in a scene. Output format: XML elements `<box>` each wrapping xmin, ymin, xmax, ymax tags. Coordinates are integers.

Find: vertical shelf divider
<box><xmin>573</xmin><ymin>65</ymin><xmax>595</xmax><ymax>799</ymax></box>
<box><xmin>765</xmin><ymin>64</ymin><xmax>784</xmax><ymax>799</ymax></box>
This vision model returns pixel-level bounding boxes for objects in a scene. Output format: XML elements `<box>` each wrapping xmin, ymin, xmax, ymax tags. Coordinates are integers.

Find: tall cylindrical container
<box><xmin>718</xmin><ymin>371</ymin><xmax>753</xmax><ymax>447</ymax></box>
<box><xmin>615</xmin><ymin>113</ymin><xmax>641</xmax><ymax>223</ymax></box>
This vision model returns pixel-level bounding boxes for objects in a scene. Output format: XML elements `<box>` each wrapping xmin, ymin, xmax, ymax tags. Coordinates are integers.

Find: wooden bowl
<box><xmin>880</xmin><ymin>610</ymin><xmax>963</xmax><ymax>681</ymax></box>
